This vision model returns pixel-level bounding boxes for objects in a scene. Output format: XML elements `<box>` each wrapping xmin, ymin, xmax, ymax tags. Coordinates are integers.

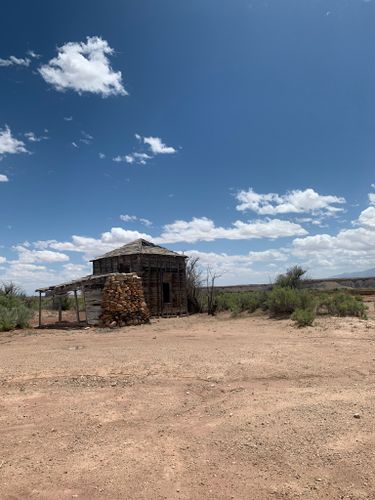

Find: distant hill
<box><xmin>331</xmin><ymin>268</ymin><xmax>375</xmax><ymax>279</ymax></box>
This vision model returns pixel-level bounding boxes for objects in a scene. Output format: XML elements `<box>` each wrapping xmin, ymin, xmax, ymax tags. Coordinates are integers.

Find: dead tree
<box><xmin>206</xmin><ymin>266</ymin><xmax>221</xmax><ymax>316</ymax></box>
<box><xmin>186</xmin><ymin>256</ymin><xmax>203</xmax><ymax>313</ymax></box>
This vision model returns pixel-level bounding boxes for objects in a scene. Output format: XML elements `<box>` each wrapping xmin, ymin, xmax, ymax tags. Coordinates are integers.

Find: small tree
<box><xmin>275</xmin><ymin>265</ymin><xmax>307</xmax><ymax>289</ymax></box>
<box><xmin>0</xmin><ymin>281</ymin><xmax>25</xmax><ymax>297</ymax></box>
<box><xmin>186</xmin><ymin>256</ymin><xmax>203</xmax><ymax>313</ymax></box>
<box><xmin>206</xmin><ymin>265</ymin><xmax>221</xmax><ymax>315</ymax></box>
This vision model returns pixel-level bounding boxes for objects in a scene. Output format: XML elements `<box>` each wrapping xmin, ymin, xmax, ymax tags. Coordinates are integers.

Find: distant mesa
<box><xmin>330</xmin><ymin>268</ymin><xmax>375</xmax><ymax>279</ymax></box>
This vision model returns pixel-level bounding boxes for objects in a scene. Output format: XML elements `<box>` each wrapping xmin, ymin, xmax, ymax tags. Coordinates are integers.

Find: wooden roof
<box><xmin>36</xmin><ymin>272</ymin><xmax>139</xmax><ymax>293</ymax></box>
<box><xmin>91</xmin><ymin>238</ymin><xmax>186</xmax><ymax>261</ymax></box>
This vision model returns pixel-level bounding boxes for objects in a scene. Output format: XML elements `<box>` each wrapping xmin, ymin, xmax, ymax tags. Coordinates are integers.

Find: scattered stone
<box><xmin>353</xmin><ymin>413</ymin><xmax>361</xmax><ymax>419</ymax></box>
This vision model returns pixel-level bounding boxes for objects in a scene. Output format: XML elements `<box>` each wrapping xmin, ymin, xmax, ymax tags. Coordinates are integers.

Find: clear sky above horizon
<box><xmin>1</xmin><ymin>0</ymin><xmax>375</xmax><ymax>292</ymax></box>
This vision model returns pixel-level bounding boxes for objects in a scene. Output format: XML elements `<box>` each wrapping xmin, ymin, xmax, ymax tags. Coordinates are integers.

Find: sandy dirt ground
<box><xmin>1</xmin><ymin>309</ymin><xmax>375</xmax><ymax>499</ymax></box>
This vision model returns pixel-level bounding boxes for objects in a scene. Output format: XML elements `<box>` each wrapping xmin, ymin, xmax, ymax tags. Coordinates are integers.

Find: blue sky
<box><xmin>1</xmin><ymin>0</ymin><xmax>375</xmax><ymax>292</ymax></box>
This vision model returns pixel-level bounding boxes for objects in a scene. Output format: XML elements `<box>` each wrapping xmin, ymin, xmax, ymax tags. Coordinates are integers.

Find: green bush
<box><xmin>291</xmin><ymin>308</ymin><xmax>316</xmax><ymax>327</ymax></box>
<box><xmin>0</xmin><ymin>304</ymin><xmax>33</xmax><ymax>331</ymax></box>
<box><xmin>0</xmin><ymin>281</ymin><xmax>35</xmax><ymax>332</ymax></box>
<box><xmin>321</xmin><ymin>293</ymin><xmax>367</xmax><ymax>319</ymax></box>
<box><xmin>216</xmin><ymin>291</ymin><xmax>268</xmax><ymax>316</ymax></box>
<box><xmin>275</xmin><ymin>266</ymin><xmax>307</xmax><ymax>289</ymax></box>
<box><xmin>267</xmin><ymin>287</ymin><xmax>316</xmax><ymax>317</ymax></box>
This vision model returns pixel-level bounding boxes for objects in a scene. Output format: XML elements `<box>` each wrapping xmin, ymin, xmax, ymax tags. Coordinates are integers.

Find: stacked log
<box><xmin>100</xmin><ymin>273</ymin><xmax>150</xmax><ymax>327</ymax></box>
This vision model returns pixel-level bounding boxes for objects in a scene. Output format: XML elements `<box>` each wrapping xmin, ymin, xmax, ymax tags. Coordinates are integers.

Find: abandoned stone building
<box><xmin>36</xmin><ymin>239</ymin><xmax>188</xmax><ymax>326</ymax></box>
<box><xmin>91</xmin><ymin>239</ymin><xmax>188</xmax><ymax>316</ymax></box>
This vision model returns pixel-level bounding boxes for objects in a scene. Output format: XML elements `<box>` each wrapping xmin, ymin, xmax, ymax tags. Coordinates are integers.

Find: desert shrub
<box><xmin>275</xmin><ymin>266</ymin><xmax>307</xmax><ymax>289</ymax></box>
<box><xmin>267</xmin><ymin>287</ymin><xmax>300</xmax><ymax>315</ymax></box>
<box><xmin>0</xmin><ymin>281</ymin><xmax>25</xmax><ymax>297</ymax></box>
<box><xmin>0</xmin><ymin>306</ymin><xmax>18</xmax><ymax>331</ymax></box>
<box><xmin>291</xmin><ymin>308</ymin><xmax>316</xmax><ymax>327</ymax></box>
<box><xmin>267</xmin><ymin>287</ymin><xmax>316</xmax><ymax>316</ymax></box>
<box><xmin>322</xmin><ymin>293</ymin><xmax>367</xmax><ymax>319</ymax></box>
<box><xmin>0</xmin><ymin>304</ymin><xmax>33</xmax><ymax>331</ymax></box>
<box><xmin>0</xmin><ymin>281</ymin><xmax>35</xmax><ymax>331</ymax></box>
<box><xmin>216</xmin><ymin>291</ymin><xmax>267</xmax><ymax>316</ymax></box>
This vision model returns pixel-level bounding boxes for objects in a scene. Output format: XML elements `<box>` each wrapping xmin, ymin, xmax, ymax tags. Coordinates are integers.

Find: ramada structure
<box><xmin>36</xmin><ymin>239</ymin><xmax>188</xmax><ymax>326</ymax></box>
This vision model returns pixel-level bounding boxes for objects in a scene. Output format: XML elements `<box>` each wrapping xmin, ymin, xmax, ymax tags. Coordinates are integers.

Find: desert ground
<box><xmin>1</xmin><ymin>307</ymin><xmax>375</xmax><ymax>499</ymax></box>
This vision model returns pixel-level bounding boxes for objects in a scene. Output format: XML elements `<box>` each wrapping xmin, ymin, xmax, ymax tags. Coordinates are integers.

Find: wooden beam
<box><xmin>38</xmin><ymin>291</ymin><xmax>42</xmax><ymax>327</ymax></box>
<box><xmin>58</xmin><ymin>296</ymin><xmax>62</xmax><ymax>322</ymax></box>
<box><xmin>74</xmin><ymin>290</ymin><xmax>80</xmax><ymax>323</ymax></box>
<box><xmin>80</xmin><ymin>285</ymin><xmax>88</xmax><ymax>325</ymax></box>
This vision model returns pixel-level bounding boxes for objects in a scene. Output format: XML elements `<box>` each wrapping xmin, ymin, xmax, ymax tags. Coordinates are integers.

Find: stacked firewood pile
<box><xmin>100</xmin><ymin>273</ymin><xmax>150</xmax><ymax>327</ymax></box>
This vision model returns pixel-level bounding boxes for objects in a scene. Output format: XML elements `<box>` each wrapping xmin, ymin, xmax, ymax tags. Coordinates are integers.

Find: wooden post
<box><xmin>80</xmin><ymin>286</ymin><xmax>88</xmax><ymax>325</ymax></box>
<box><xmin>58</xmin><ymin>296</ymin><xmax>62</xmax><ymax>323</ymax></box>
<box><xmin>74</xmin><ymin>290</ymin><xmax>80</xmax><ymax>323</ymax></box>
<box><xmin>38</xmin><ymin>291</ymin><xmax>42</xmax><ymax>327</ymax></box>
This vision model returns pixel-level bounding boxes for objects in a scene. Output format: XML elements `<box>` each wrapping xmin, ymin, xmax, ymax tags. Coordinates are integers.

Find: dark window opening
<box><xmin>163</xmin><ymin>282</ymin><xmax>171</xmax><ymax>303</ymax></box>
<box><xmin>118</xmin><ymin>263</ymin><xmax>130</xmax><ymax>273</ymax></box>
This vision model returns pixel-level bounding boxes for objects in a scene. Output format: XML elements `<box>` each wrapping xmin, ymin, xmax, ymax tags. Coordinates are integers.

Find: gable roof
<box><xmin>91</xmin><ymin>238</ymin><xmax>186</xmax><ymax>261</ymax></box>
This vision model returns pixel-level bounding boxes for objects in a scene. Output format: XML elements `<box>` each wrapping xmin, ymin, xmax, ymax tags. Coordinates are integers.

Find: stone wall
<box><xmin>100</xmin><ymin>273</ymin><xmax>150</xmax><ymax>327</ymax></box>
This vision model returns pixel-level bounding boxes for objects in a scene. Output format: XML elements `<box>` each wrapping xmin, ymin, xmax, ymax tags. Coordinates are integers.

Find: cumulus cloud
<box><xmin>0</xmin><ymin>256</ymin><xmax>6</xmax><ymax>264</ymax></box>
<box><xmin>13</xmin><ymin>246</ymin><xmax>70</xmax><ymax>264</ymax></box>
<box><xmin>357</xmin><ymin>206</ymin><xmax>375</xmax><ymax>229</ymax></box>
<box><xmin>291</xmin><ymin>201</ymin><xmax>375</xmax><ymax>274</ymax></box>
<box><xmin>39</xmin><ymin>36</ymin><xmax>127</xmax><ymax>97</ymax></box>
<box><xmin>236</xmin><ymin>188</ymin><xmax>345</xmax><ymax>217</ymax></box>
<box><xmin>0</xmin><ymin>125</ymin><xmax>28</xmax><ymax>156</ymax></box>
<box><xmin>0</xmin><ymin>55</ymin><xmax>30</xmax><ymax>67</ymax></box>
<box><xmin>155</xmin><ymin>217</ymin><xmax>307</xmax><ymax>244</ymax></box>
<box><xmin>143</xmin><ymin>136</ymin><xmax>176</xmax><ymax>155</ymax></box>
<box><xmin>184</xmin><ymin>249</ymin><xmax>288</xmax><ymax>283</ymax></box>
<box><xmin>0</xmin><ymin>174</ymin><xmax>9</xmax><ymax>182</ymax></box>
<box><xmin>98</xmin><ymin>152</ymin><xmax>106</xmax><ymax>159</ymax></box>
<box><xmin>36</xmin><ymin>229</ymin><xmax>153</xmax><ymax>261</ymax></box>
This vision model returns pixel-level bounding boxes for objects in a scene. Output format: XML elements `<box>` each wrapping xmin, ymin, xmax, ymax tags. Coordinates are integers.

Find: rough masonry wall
<box><xmin>100</xmin><ymin>273</ymin><xmax>150</xmax><ymax>327</ymax></box>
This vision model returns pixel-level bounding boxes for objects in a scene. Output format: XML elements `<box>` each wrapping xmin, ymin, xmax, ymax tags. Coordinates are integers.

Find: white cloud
<box><xmin>0</xmin><ymin>256</ymin><xmax>6</xmax><ymax>264</ymax></box>
<box><xmin>369</xmin><ymin>192</ymin><xmax>375</xmax><ymax>205</ymax></box>
<box><xmin>357</xmin><ymin>206</ymin><xmax>375</xmax><ymax>229</ymax></box>
<box><xmin>155</xmin><ymin>217</ymin><xmax>307</xmax><ymax>244</ymax></box>
<box><xmin>72</xmin><ymin>142</ymin><xmax>78</xmax><ymax>148</ymax></box>
<box><xmin>236</xmin><ymin>188</ymin><xmax>345</xmax><ymax>216</ymax></box>
<box><xmin>113</xmin><ymin>153</ymin><xmax>151</xmax><ymax>165</ymax></box>
<box><xmin>80</xmin><ymin>130</ymin><xmax>93</xmax><ymax>145</ymax></box>
<box><xmin>0</xmin><ymin>174</ymin><xmax>9</xmax><ymax>182</ymax></box>
<box><xmin>0</xmin><ymin>55</ymin><xmax>30</xmax><ymax>67</ymax></box>
<box><xmin>120</xmin><ymin>214</ymin><xmax>152</xmax><ymax>226</ymax></box>
<box><xmin>291</xmin><ymin>203</ymin><xmax>375</xmax><ymax>274</ymax></box>
<box><xmin>99</xmin><ymin>152</ymin><xmax>106</xmax><ymax>159</ymax></box>
<box><xmin>13</xmin><ymin>246</ymin><xmax>70</xmax><ymax>264</ymax></box>
<box><xmin>24</xmin><ymin>131</ymin><xmax>48</xmax><ymax>142</ymax></box>
<box><xmin>36</xmin><ymin>229</ymin><xmax>153</xmax><ymax>261</ymax></box>
<box><xmin>143</xmin><ymin>136</ymin><xmax>176</xmax><ymax>155</ymax></box>
<box><xmin>27</xmin><ymin>50</ymin><xmax>40</xmax><ymax>59</ymax></box>
<box><xmin>184</xmin><ymin>249</ymin><xmax>287</xmax><ymax>284</ymax></box>
<box><xmin>39</xmin><ymin>36</ymin><xmax>127</xmax><ymax>97</ymax></box>
<box><xmin>114</xmin><ymin>134</ymin><xmax>177</xmax><ymax>166</ymax></box>
<box><xmin>64</xmin><ymin>116</ymin><xmax>73</xmax><ymax>121</ymax></box>
<box><xmin>0</xmin><ymin>125</ymin><xmax>28</xmax><ymax>156</ymax></box>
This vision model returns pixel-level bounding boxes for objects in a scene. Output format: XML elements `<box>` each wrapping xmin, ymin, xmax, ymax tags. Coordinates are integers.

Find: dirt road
<box><xmin>1</xmin><ymin>313</ymin><xmax>375</xmax><ymax>499</ymax></box>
